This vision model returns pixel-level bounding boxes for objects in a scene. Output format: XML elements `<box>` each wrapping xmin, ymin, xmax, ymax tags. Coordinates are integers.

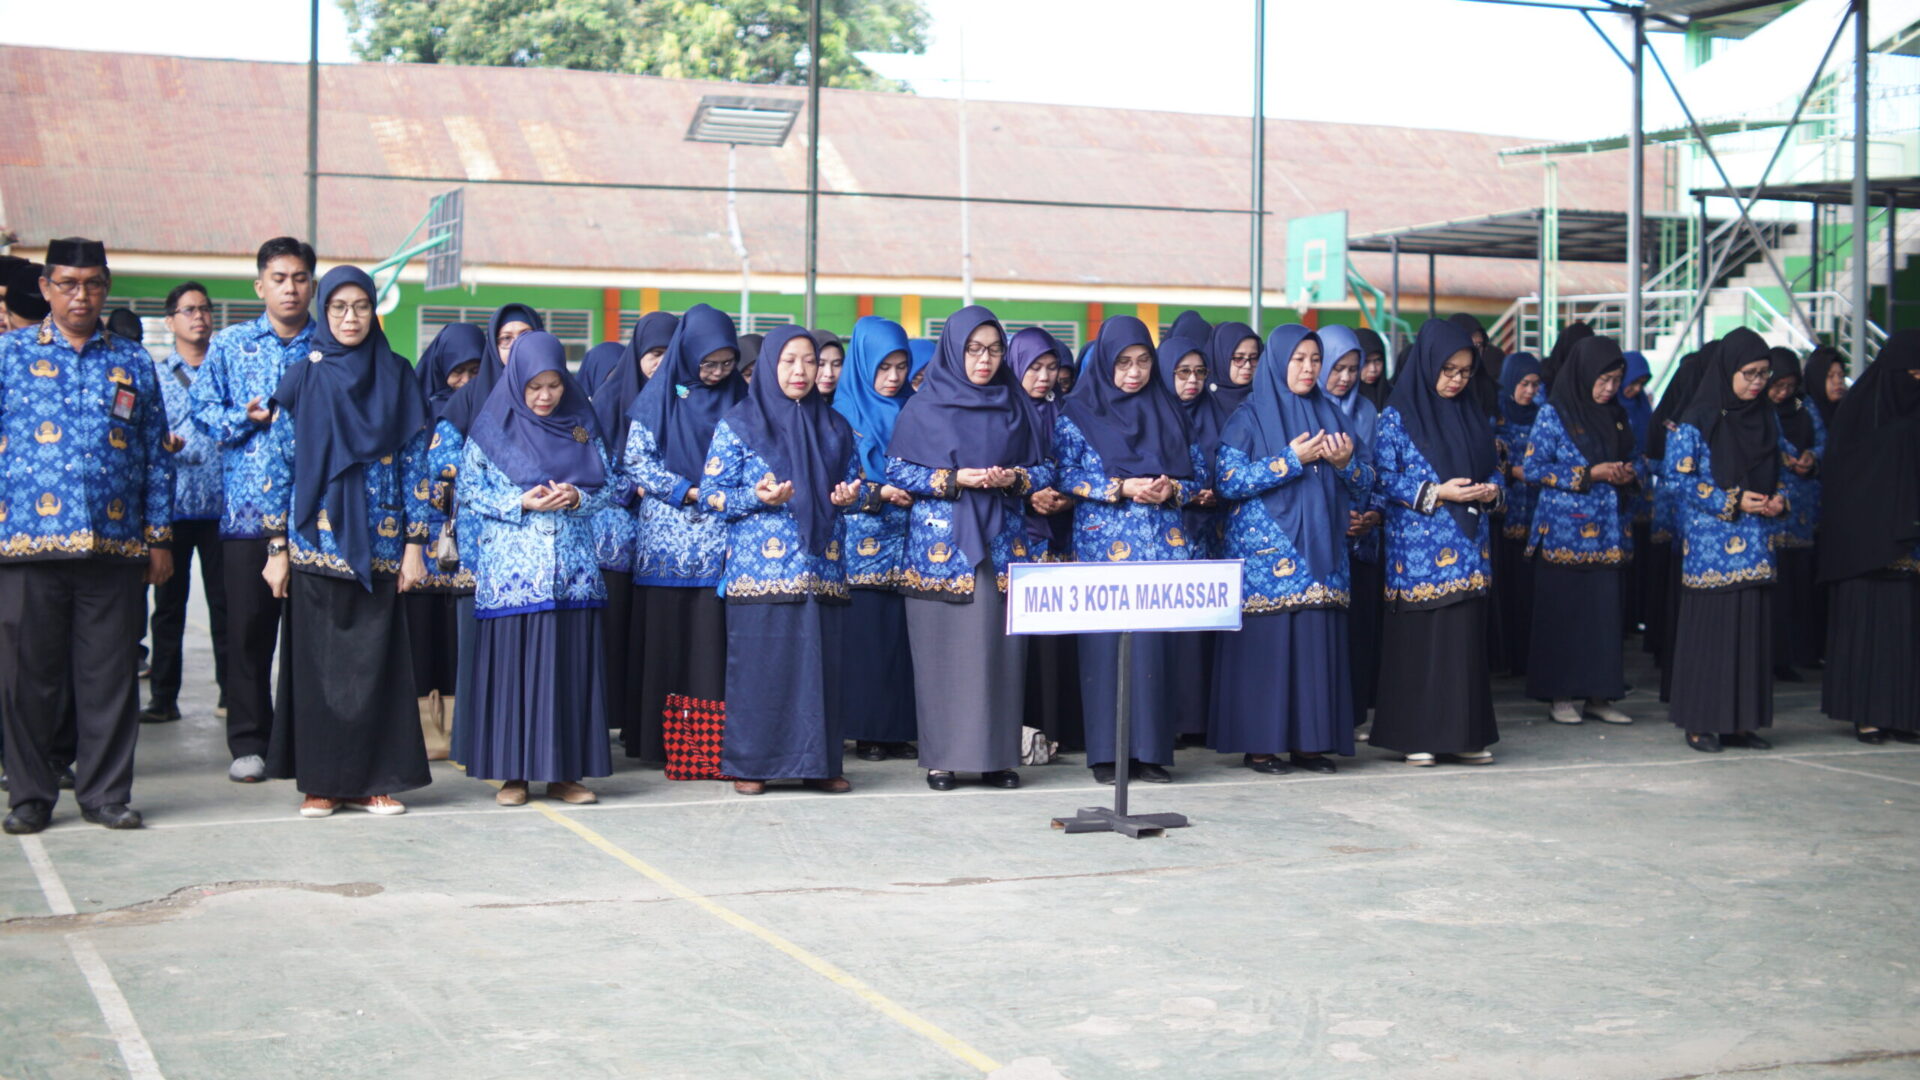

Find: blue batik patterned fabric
<box><xmin>704</xmin><ymin>419</ymin><xmax>860</xmax><ymax>603</ymax></box>
<box><xmin>1494</xmin><ymin>416</ymin><xmax>1538</xmax><ymax>541</ymax></box>
<box><xmin>1053</xmin><ymin>415</ymin><xmax>1207</xmax><ymax>565</ymax></box>
<box><xmin>460</xmin><ymin>437</ymin><xmax>613</xmax><ymax>617</ymax></box>
<box><xmin>1375</xmin><ymin>406</ymin><xmax>1501</xmax><ymax>609</ymax></box>
<box><xmin>1216</xmin><ymin>442</ymin><xmax>1374</xmax><ymax>613</ymax></box>
<box><xmin>843</xmin><ymin>497</ymin><xmax>910</xmax><ymax>590</ymax></box>
<box><xmin>591</xmin><ymin>500</ymin><xmax>638</xmax><ymax>575</ymax></box>
<box><xmin>885</xmin><ymin>457</ymin><xmax>1049</xmax><ymax>599</ymax></box>
<box><xmin>262</xmin><ymin>424</ymin><xmax>432</xmax><ymax>580</ymax></box>
<box><xmin>419</xmin><ymin>418</ymin><xmax>476</xmax><ymax>593</ymax></box>
<box><xmin>1521</xmin><ymin>403</ymin><xmax>1632</xmax><ymax>568</ymax></box>
<box><xmin>155</xmin><ymin>353</ymin><xmax>222</xmax><ymax>522</ymax></box>
<box><xmin>1665</xmin><ymin>422</ymin><xmax>1780</xmax><ymax>592</ymax></box>
<box><xmin>189</xmin><ymin>313</ymin><xmax>315</xmax><ymax>538</ymax></box>
<box><xmin>1772</xmin><ymin>406</ymin><xmax>1825</xmax><ymax>550</ymax></box>
<box><xmin>0</xmin><ymin>321</ymin><xmax>174</xmax><ymax>561</ymax></box>
<box><xmin>623</xmin><ymin>419</ymin><xmax>728</xmax><ymax>588</ymax></box>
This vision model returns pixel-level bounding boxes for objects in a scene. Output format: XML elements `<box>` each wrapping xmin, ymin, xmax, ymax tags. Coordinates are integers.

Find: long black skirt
<box><xmin>1641</xmin><ymin>540</ymin><xmax>1672</xmax><ymax>658</ymax></box>
<box><xmin>1166</xmin><ymin>631</ymin><xmax>1212</xmax><ymax>737</ymax></box>
<box><xmin>1525</xmin><ymin>564</ymin><xmax>1627</xmax><ymax>702</ymax></box>
<box><xmin>402</xmin><ymin>591</ymin><xmax>461</xmax><ymax>697</ymax></box>
<box><xmin>1669</xmin><ymin>586</ymin><xmax>1772</xmax><ymax>735</ymax></box>
<box><xmin>1024</xmin><ymin>632</ymin><xmax>1085</xmax><ymax>751</ymax></box>
<box><xmin>1080</xmin><ymin>631</ymin><xmax>1175</xmax><ymax>767</ymax></box>
<box><xmin>1624</xmin><ymin>520</ymin><xmax>1650</xmax><ymax>633</ymax></box>
<box><xmin>267</xmin><ymin>571</ymin><xmax>430</xmax><ymax>798</ymax></box>
<box><xmin>1210</xmin><ymin>608</ymin><xmax>1353</xmax><ymax>755</ymax></box>
<box><xmin>1769</xmin><ymin>546</ymin><xmax>1820</xmax><ymax>670</ymax></box>
<box><xmin>1348</xmin><ymin>557</ymin><xmax>1385</xmax><ymax>714</ymax></box>
<box><xmin>1823</xmin><ymin>575</ymin><xmax>1920</xmax><ymax>732</ymax></box>
<box><xmin>626</xmin><ymin>585</ymin><xmax>726</xmax><ymax>761</ymax></box>
<box><xmin>841</xmin><ymin>588</ymin><xmax>918</xmax><ymax>744</ymax></box>
<box><xmin>1490</xmin><ymin>536</ymin><xmax>1533</xmax><ymax>676</ymax></box>
<box><xmin>722</xmin><ymin>599</ymin><xmax>844</xmax><ymax>780</ymax></box>
<box><xmin>600</xmin><ymin>570</ymin><xmax>634</xmax><ymax>740</ymax></box>
<box><xmin>464</xmin><ymin>608</ymin><xmax>611</xmax><ymax>782</ymax></box>
<box><xmin>1370</xmin><ymin>597</ymin><xmax>1498</xmax><ymax>755</ymax></box>
<box><xmin>1658</xmin><ymin>550</ymin><xmax>1684</xmax><ymax>701</ymax></box>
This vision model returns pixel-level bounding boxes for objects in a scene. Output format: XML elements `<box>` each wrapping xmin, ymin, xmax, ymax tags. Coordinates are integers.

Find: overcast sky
<box><xmin>2</xmin><ymin>0</ymin><xmax>1689</xmax><ymax>139</ymax></box>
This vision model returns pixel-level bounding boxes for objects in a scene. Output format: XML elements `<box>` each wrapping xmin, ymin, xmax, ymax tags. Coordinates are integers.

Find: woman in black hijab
<box><xmin>1665</xmin><ymin>329</ymin><xmax>1788</xmax><ymax>752</ymax></box>
<box><xmin>1764</xmin><ymin>347</ymin><xmax>1825</xmax><ymax>680</ymax></box>
<box><xmin>1645</xmin><ymin>346</ymin><xmax>1710</xmax><ymax>692</ymax></box>
<box><xmin>1354</xmin><ymin>327</ymin><xmax>1393</xmax><ymax>409</ymax></box>
<box><xmin>1540</xmin><ymin>321</ymin><xmax>1595</xmax><ymax>391</ymax></box>
<box><xmin>1818</xmin><ymin>333</ymin><xmax>1920</xmax><ymax>743</ymax></box>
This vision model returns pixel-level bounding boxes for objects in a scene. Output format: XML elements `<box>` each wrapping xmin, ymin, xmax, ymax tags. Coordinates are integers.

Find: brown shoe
<box><xmin>344</xmin><ymin>795</ymin><xmax>407</xmax><ymax>815</ymax></box>
<box><xmin>495</xmin><ymin>781</ymin><xmax>529</xmax><ymax>806</ymax></box>
<box><xmin>803</xmin><ymin>777</ymin><xmax>852</xmax><ymax>794</ymax></box>
<box><xmin>731</xmin><ymin>779</ymin><xmax>766</xmax><ymax>796</ymax></box>
<box><xmin>546</xmin><ymin>781</ymin><xmax>597</xmax><ymax>804</ymax></box>
<box><xmin>298</xmin><ymin>795</ymin><xmax>338</xmax><ymax>819</ymax></box>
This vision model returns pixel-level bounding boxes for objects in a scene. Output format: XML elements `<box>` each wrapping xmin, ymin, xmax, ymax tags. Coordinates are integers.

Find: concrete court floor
<box><xmin>3</xmin><ymin>595</ymin><xmax>1919</xmax><ymax>1080</ymax></box>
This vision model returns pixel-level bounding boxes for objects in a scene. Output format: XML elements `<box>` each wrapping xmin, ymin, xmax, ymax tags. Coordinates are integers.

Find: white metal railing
<box><xmin>1494</xmin><ymin>286</ymin><xmax>1884</xmax><ymax>370</ymax></box>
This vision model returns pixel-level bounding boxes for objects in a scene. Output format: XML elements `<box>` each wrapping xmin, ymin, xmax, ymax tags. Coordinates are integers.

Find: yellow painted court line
<box><xmin>507</xmin><ymin>786</ymin><xmax>1004</xmax><ymax>1074</ymax></box>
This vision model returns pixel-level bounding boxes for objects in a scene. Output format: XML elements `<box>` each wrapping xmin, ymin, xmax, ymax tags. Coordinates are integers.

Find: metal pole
<box><xmin>1888</xmin><ymin>200</ymin><xmax>1898</xmax><ymax>331</ymax></box>
<box><xmin>1427</xmin><ymin>252</ymin><xmax>1437</xmax><ymax>319</ymax></box>
<box><xmin>958</xmin><ymin>16</ymin><xmax>973</xmax><ymax>308</ymax></box>
<box><xmin>1696</xmin><ymin>195</ymin><xmax>1709</xmax><ymax>349</ymax></box>
<box><xmin>726</xmin><ymin>144</ymin><xmax>751</xmax><ymax>328</ymax></box>
<box><xmin>1537</xmin><ymin>210</ymin><xmax>1547</xmax><ymax>354</ymax></box>
<box><xmin>1112</xmin><ymin>632</ymin><xmax>1133</xmax><ymax>820</ymax></box>
<box><xmin>1249</xmin><ymin>0</ymin><xmax>1267</xmax><ymax>333</ymax></box>
<box><xmin>1851</xmin><ymin>0</ymin><xmax>1870</xmax><ymax>364</ymax></box>
<box><xmin>306</xmin><ymin>0</ymin><xmax>320</xmax><ymax>249</ymax></box>
<box><xmin>1627</xmin><ymin>9</ymin><xmax>1646</xmax><ymax>351</ymax></box>
<box><xmin>803</xmin><ymin>0</ymin><xmax>822</xmax><ymax>328</ymax></box>
<box><xmin>1389</xmin><ymin>236</ymin><xmax>1401</xmax><ymax>354</ymax></box>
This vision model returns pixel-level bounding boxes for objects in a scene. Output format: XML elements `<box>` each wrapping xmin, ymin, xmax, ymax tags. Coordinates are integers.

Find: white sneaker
<box><xmin>228</xmin><ymin>755</ymin><xmax>267</xmax><ymax>783</ymax></box>
<box><xmin>344</xmin><ymin>795</ymin><xmax>406</xmax><ymax>816</ymax></box>
<box><xmin>1405</xmin><ymin>752</ymin><xmax>1436</xmax><ymax>767</ymax></box>
<box><xmin>1549</xmin><ymin>700</ymin><xmax>1584</xmax><ymax>725</ymax></box>
<box><xmin>1452</xmin><ymin>750</ymin><xmax>1495</xmax><ymax>765</ymax></box>
<box><xmin>1586</xmin><ymin>699</ymin><xmax>1633</xmax><ymax>725</ymax></box>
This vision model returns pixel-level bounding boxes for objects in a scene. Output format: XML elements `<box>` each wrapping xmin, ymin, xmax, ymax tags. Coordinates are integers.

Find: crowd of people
<box><xmin>0</xmin><ymin>234</ymin><xmax>1915</xmax><ymax>834</ymax></box>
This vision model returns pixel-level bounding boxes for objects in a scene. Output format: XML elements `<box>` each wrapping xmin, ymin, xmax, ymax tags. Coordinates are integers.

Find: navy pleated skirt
<box><xmin>1210</xmin><ymin>607</ymin><xmax>1353</xmax><ymax>755</ymax></box>
<box><xmin>723</xmin><ymin>599</ymin><xmax>845</xmax><ymax>781</ymax></box>
<box><xmin>840</xmin><ymin>589</ymin><xmax>918</xmax><ymax>744</ymax></box>
<box><xmin>1080</xmin><ymin>631</ymin><xmax>1175</xmax><ymax>767</ymax></box>
<box><xmin>462</xmin><ymin>607</ymin><xmax>611</xmax><ymax>783</ymax></box>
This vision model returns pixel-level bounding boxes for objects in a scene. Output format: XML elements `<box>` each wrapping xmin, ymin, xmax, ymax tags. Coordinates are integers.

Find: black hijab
<box><xmin>1801</xmin><ymin>345</ymin><xmax>1847</xmax><ymax>425</ymax></box>
<box><xmin>1681</xmin><ymin>328</ymin><xmax>1779</xmax><ymax>493</ymax></box>
<box><xmin>1647</xmin><ymin>347</ymin><xmax>1709</xmax><ymax>461</ymax></box>
<box><xmin>627</xmin><ymin>303</ymin><xmax>744</xmax><ymax>484</ymax></box>
<box><xmin>1767</xmin><ymin>346</ymin><xmax>1817</xmax><ymax>454</ymax></box>
<box><xmin>1354</xmin><ymin>327</ymin><xmax>1392</xmax><ymax>409</ymax></box>
<box><xmin>271</xmin><ymin>266</ymin><xmax>431</xmax><ymax>589</ymax></box>
<box><xmin>1206</xmin><ymin>321</ymin><xmax>1261</xmax><ymax>415</ymax></box>
<box><xmin>594</xmin><ymin>310</ymin><xmax>677</xmax><ymax>465</ymax></box>
<box><xmin>1547</xmin><ymin>336</ymin><xmax>1634</xmax><ymax>465</ymax></box>
<box><xmin>1541</xmin><ymin>321</ymin><xmax>1594</xmax><ymax>390</ymax></box>
<box><xmin>723</xmin><ymin>325</ymin><xmax>856</xmax><ymax>556</ymax></box>
<box><xmin>1061</xmin><ymin>315</ymin><xmax>1194</xmax><ymax>479</ymax></box>
<box><xmin>1386</xmin><ymin>318</ymin><xmax>1498</xmax><ymax>537</ymax></box>
<box><xmin>1819</xmin><ymin>332</ymin><xmax>1920</xmax><ymax>582</ymax></box>
<box><xmin>442</xmin><ymin>303</ymin><xmax>544</xmax><ymax>436</ymax></box>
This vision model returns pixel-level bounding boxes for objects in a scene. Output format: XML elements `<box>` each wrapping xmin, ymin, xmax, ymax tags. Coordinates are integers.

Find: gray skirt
<box><xmin>905</xmin><ymin>567</ymin><xmax>1027</xmax><ymax>773</ymax></box>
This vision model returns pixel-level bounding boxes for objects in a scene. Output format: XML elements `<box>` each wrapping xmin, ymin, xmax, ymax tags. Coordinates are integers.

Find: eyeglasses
<box><xmin>698</xmin><ymin>359</ymin><xmax>737</xmax><ymax>374</ymax></box>
<box><xmin>327</xmin><ymin>300</ymin><xmax>373</xmax><ymax>318</ymax></box>
<box><xmin>964</xmin><ymin>343</ymin><xmax>1007</xmax><ymax>360</ymax></box>
<box><xmin>45</xmin><ymin>278</ymin><xmax>108</xmax><ymax>297</ymax></box>
<box><xmin>1735</xmin><ymin>368</ymin><xmax>1774</xmax><ymax>384</ymax></box>
<box><xmin>1229</xmin><ymin>353</ymin><xmax>1259</xmax><ymax>367</ymax></box>
<box><xmin>169</xmin><ymin>304</ymin><xmax>213</xmax><ymax>318</ymax></box>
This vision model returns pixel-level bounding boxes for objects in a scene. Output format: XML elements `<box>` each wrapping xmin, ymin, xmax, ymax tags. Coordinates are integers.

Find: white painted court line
<box><xmin>19</xmin><ymin>835</ymin><xmax>166</xmax><ymax>1080</ymax></box>
<box><xmin>1776</xmin><ymin>755</ymin><xmax>1920</xmax><ymax>789</ymax></box>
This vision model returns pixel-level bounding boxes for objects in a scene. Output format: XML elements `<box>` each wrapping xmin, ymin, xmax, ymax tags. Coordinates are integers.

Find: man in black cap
<box><xmin>0</xmin><ymin>238</ymin><xmax>175</xmax><ymax>834</ymax></box>
<box><xmin>3</xmin><ymin>260</ymin><xmax>51</xmax><ymax>331</ymax></box>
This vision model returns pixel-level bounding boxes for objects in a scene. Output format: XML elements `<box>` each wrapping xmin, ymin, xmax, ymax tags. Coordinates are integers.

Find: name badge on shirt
<box><xmin>111</xmin><ymin>386</ymin><xmax>138</xmax><ymax>421</ymax></box>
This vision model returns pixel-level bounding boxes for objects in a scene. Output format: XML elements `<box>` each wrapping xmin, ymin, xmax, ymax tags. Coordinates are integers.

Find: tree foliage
<box><xmin>340</xmin><ymin>0</ymin><xmax>930</xmax><ymax>91</ymax></box>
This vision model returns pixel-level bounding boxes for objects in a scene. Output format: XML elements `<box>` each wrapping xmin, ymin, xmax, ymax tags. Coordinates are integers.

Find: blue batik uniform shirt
<box><xmin>0</xmin><ymin>319</ymin><xmax>174</xmax><ymax>561</ymax></box>
<box><xmin>157</xmin><ymin>352</ymin><xmax>222</xmax><ymax>521</ymax></box>
<box><xmin>190</xmin><ymin>312</ymin><xmax>315</xmax><ymax>538</ymax></box>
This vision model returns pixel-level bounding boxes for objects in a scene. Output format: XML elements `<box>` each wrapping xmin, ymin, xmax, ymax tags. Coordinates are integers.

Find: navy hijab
<box><xmin>887</xmin><ymin>305</ymin><xmax>1045</xmax><ymax>569</ymax></box>
<box><xmin>576</xmin><ymin>342</ymin><xmax>623</xmax><ymax>398</ymax></box>
<box><xmin>594</xmin><ymin>309</ymin><xmax>677</xmax><ymax>465</ymax></box>
<box><xmin>1156</xmin><ymin>333</ymin><xmax>1229</xmax><ymax>475</ymax></box>
<box><xmin>724</xmin><ymin>325</ymin><xmax>855</xmax><ymax>556</ymax></box>
<box><xmin>441</xmin><ymin>303</ymin><xmax>543</xmax><ymax>436</ymax></box>
<box><xmin>1499</xmin><ymin>351</ymin><xmax>1543</xmax><ymax>427</ymax></box>
<box><xmin>416</xmin><ymin>322</ymin><xmax>486</xmax><ymax>422</ymax></box>
<box><xmin>1387</xmin><ymin>318</ymin><xmax>1498</xmax><ymax>537</ymax></box>
<box><xmin>272</xmin><ymin>266</ymin><xmax>430</xmax><ymax>589</ymax></box>
<box><xmin>1062</xmin><ymin>315</ymin><xmax>1194</xmax><ymax>480</ymax></box>
<box><xmin>1316</xmin><ymin>324</ymin><xmax>1379</xmax><ymax>454</ymax></box>
<box><xmin>1682</xmin><ymin>329</ymin><xmax>1779</xmax><ymax>493</ymax></box>
<box><xmin>627</xmin><ymin>303</ymin><xmax>744</xmax><ymax>484</ymax></box>
<box><xmin>1620</xmin><ymin>350</ymin><xmax>1654</xmax><ymax>455</ymax></box>
<box><xmin>834</xmin><ymin>315</ymin><xmax>914</xmax><ymax>480</ymax></box>
<box><xmin>1207</xmin><ymin>321</ymin><xmax>1261</xmax><ymax>416</ymax></box>
<box><xmin>467</xmin><ymin>330</ymin><xmax>606</xmax><ymax>491</ymax></box>
<box><xmin>1169</xmin><ymin>309</ymin><xmax>1213</xmax><ymax>345</ymax></box>
<box><xmin>1222</xmin><ymin>324</ymin><xmax>1352</xmax><ymax>581</ymax></box>
<box><xmin>1008</xmin><ymin>326</ymin><xmax>1066</xmax><ymax>442</ymax></box>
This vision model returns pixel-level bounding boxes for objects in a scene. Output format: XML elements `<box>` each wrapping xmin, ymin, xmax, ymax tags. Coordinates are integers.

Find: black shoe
<box><xmin>1091</xmin><ymin>763</ymin><xmax>1116</xmax><ymax>785</ymax></box>
<box><xmin>1686</xmin><ymin>733</ymin><xmax>1723</xmax><ymax>754</ymax></box>
<box><xmin>1290</xmin><ymin>754</ymin><xmax>1338</xmax><ymax>774</ymax></box>
<box><xmin>1247</xmin><ymin>756</ymin><xmax>1290</xmax><ymax>775</ymax></box>
<box><xmin>1885</xmin><ymin>729</ymin><xmax>1920</xmax><ymax>744</ymax></box>
<box><xmin>3</xmin><ymin>801</ymin><xmax>50</xmax><ymax>835</ymax></box>
<box><xmin>1773</xmin><ymin>666</ymin><xmax>1802</xmax><ymax>682</ymax></box>
<box><xmin>138</xmin><ymin>704</ymin><xmax>181</xmax><ymax>724</ymax></box>
<box><xmin>925</xmin><ymin>770</ymin><xmax>957</xmax><ymax>791</ymax></box>
<box><xmin>885</xmin><ymin>742</ymin><xmax>916</xmax><ymax>759</ymax></box>
<box><xmin>1133</xmin><ymin>763</ymin><xmax>1172</xmax><ymax>783</ymax></box>
<box><xmin>856</xmin><ymin>741</ymin><xmax>888</xmax><ymax>762</ymax></box>
<box><xmin>81</xmin><ymin>804</ymin><xmax>143</xmax><ymax>829</ymax></box>
<box><xmin>55</xmin><ymin>764</ymin><xmax>75</xmax><ymax>790</ymax></box>
<box><xmin>1857</xmin><ymin>725</ymin><xmax>1889</xmax><ymax>745</ymax></box>
<box><xmin>1723</xmin><ymin>733</ymin><xmax>1772</xmax><ymax>750</ymax></box>
<box><xmin>981</xmin><ymin>769</ymin><xmax>1021</xmax><ymax>789</ymax></box>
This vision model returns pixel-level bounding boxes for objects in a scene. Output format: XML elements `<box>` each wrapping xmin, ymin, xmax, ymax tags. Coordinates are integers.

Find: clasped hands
<box><xmin>520</xmin><ymin>482</ymin><xmax>583</xmax><ymax>512</ymax></box>
<box><xmin>1588</xmin><ymin>461</ymin><xmax>1638</xmax><ymax>486</ymax></box>
<box><xmin>754</xmin><ymin>473</ymin><xmax>862</xmax><ymax>508</ymax></box>
<box><xmin>1434</xmin><ymin>477</ymin><xmax>1500</xmax><ymax>504</ymax></box>
<box><xmin>1739</xmin><ymin>490</ymin><xmax>1787</xmax><ymax>518</ymax></box>
<box><xmin>1288</xmin><ymin>429</ymin><xmax>1355</xmax><ymax>468</ymax></box>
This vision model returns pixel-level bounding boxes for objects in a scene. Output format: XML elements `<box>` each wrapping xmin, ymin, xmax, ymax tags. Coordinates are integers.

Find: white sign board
<box><xmin>1005</xmin><ymin>560</ymin><xmax>1244</xmax><ymax>636</ymax></box>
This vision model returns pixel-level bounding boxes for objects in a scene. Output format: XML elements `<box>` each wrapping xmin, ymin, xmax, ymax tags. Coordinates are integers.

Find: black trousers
<box><xmin>147</xmin><ymin>519</ymin><xmax>229</xmax><ymax>711</ymax></box>
<box><xmin>0</xmin><ymin>561</ymin><xmax>146</xmax><ymax>810</ymax></box>
<box><xmin>221</xmin><ymin>538</ymin><xmax>282</xmax><ymax>759</ymax></box>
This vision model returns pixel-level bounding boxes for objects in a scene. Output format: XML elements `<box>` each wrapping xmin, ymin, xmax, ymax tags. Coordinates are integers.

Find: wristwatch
<box><xmin>266</xmin><ymin>539</ymin><xmax>289</xmax><ymax>557</ymax></box>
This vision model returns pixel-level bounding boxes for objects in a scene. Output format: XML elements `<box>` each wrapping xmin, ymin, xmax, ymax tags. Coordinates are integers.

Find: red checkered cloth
<box><xmin>662</xmin><ymin>694</ymin><xmax>733</xmax><ymax>781</ymax></box>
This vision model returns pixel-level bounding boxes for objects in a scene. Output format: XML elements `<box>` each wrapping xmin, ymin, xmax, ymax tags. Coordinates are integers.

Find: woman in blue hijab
<box><xmin>623</xmin><ymin>303</ymin><xmax>744</xmax><ymax>763</ymax></box>
<box><xmin>833</xmin><ymin>316</ymin><xmax>921</xmax><ymax>762</ymax></box>
<box><xmin>458</xmin><ymin>330</ymin><xmax>616</xmax><ymax>805</ymax></box>
<box><xmin>1211</xmin><ymin>324</ymin><xmax>1373</xmax><ymax>774</ymax></box>
<box><xmin>1055</xmin><ymin>315</ymin><xmax>1204</xmax><ymax>784</ymax></box>
<box><xmin>1317</xmin><ymin>324</ymin><xmax>1389</xmax><ymax>733</ymax></box>
<box><xmin>262</xmin><ymin>265</ymin><xmax>434</xmax><ymax>819</ymax></box>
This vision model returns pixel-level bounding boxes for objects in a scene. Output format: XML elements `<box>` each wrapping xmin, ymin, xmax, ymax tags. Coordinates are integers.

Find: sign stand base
<box><xmin>1052</xmin><ymin>806</ymin><xmax>1190</xmax><ymax>838</ymax></box>
<box><xmin>1051</xmin><ymin>631</ymin><xmax>1191</xmax><ymax>839</ymax></box>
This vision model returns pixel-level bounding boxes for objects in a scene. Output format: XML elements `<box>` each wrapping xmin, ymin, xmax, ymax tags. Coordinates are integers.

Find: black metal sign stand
<box><xmin>1052</xmin><ymin>632</ymin><xmax>1191</xmax><ymax>838</ymax></box>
